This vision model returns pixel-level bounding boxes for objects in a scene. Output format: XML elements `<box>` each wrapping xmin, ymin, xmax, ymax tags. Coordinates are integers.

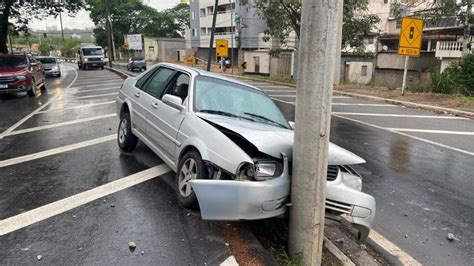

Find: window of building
<box><xmin>192</xmin><ymin>29</ymin><xmax>197</xmax><ymax>37</ymax></box>
<box><xmin>191</xmin><ymin>11</ymin><xmax>195</xmax><ymax>20</ymax></box>
<box><xmin>200</xmin><ymin>8</ymin><xmax>206</xmax><ymax>17</ymax></box>
<box><xmin>200</xmin><ymin>27</ymin><xmax>207</xmax><ymax>35</ymax></box>
<box><xmin>361</xmin><ymin>65</ymin><xmax>368</xmax><ymax>76</ymax></box>
<box><xmin>207</xmin><ymin>6</ymin><xmax>214</xmax><ymax>15</ymax></box>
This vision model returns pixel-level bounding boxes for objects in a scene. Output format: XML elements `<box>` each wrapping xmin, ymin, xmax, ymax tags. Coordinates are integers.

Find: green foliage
<box><xmin>430</xmin><ymin>67</ymin><xmax>459</xmax><ymax>94</ymax></box>
<box><xmin>456</xmin><ymin>54</ymin><xmax>474</xmax><ymax>95</ymax></box>
<box><xmin>245</xmin><ymin>0</ymin><xmax>380</xmax><ymax>51</ymax></box>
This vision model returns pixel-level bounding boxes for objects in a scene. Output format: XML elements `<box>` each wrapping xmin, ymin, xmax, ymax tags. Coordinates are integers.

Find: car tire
<box><xmin>117</xmin><ymin>113</ymin><xmax>138</xmax><ymax>152</ymax></box>
<box><xmin>141</xmin><ymin>67</ymin><xmax>146</xmax><ymax>72</ymax></box>
<box><xmin>57</xmin><ymin>73</ymin><xmax>61</xmax><ymax>77</ymax></box>
<box><xmin>27</xmin><ymin>79</ymin><xmax>36</xmax><ymax>97</ymax></box>
<box><xmin>101</xmin><ymin>66</ymin><xmax>104</xmax><ymax>70</ymax></box>
<box><xmin>176</xmin><ymin>150</ymin><xmax>208</xmax><ymax>208</ymax></box>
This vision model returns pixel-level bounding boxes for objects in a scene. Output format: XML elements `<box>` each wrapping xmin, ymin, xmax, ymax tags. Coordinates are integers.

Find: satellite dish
<box><xmin>382</xmin><ymin>45</ymin><xmax>388</xmax><ymax>51</ymax></box>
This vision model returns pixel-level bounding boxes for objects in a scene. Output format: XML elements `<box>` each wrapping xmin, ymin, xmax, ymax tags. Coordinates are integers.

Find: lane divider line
<box><xmin>0</xmin><ymin>65</ymin><xmax>79</xmax><ymax>140</ymax></box>
<box><xmin>332</xmin><ymin>103</ymin><xmax>396</xmax><ymax>107</ymax></box>
<box><xmin>76</xmin><ymin>92</ymin><xmax>119</xmax><ymax>99</ymax></box>
<box><xmin>333</xmin><ymin>114</ymin><xmax>474</xmax><ymax>156</ymax></box>
<box><xmin>76</xmin><ymin>87</ymin><xmax>119</xmax><ymax>93</ymax></box>
<box><xmin>37</xmin><ymin>101</ymin><xmax>115</xmax><ymax>114</ymax></box>
<box><xmin>0</xmin><ymin>134</ymin><xmax>116</xmax><ymax>168</ymax></box>
<box><xmin>332</xmin><ymin>112</ymin><xmax>468</xmax><ymax>120</ymax></box>
<box><xmin>0</xmin><ymin>164</ymin><xmax>172</xmax><ymax>236</ymax></box>
<box><xmin>387</xmin><ymin>127</ymin><xmax>474</xmax><ymax>135</ymax></box>
<box><xmin>69</xmin><ymin>81</ymin><xmax>123</xmax><ymax>88</ymax></box>
<box><xmin>4</xmin><ymin>114</ymin><xmax>116</xmax><ymax>137</ymax></box>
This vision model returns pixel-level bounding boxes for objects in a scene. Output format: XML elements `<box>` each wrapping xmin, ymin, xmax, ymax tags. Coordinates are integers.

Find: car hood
<box><xmin>197</xmin><ymin>113</ymin><xmax>366</xmax><ymax>165</ymax></box>
<box><xmin>0</xmin><ymin>67</ymin><xmax>27</xmax><ymax>75</ymax></box>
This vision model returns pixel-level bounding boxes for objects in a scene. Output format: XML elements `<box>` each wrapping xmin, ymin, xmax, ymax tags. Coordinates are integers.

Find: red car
<box><xmin>0</xmin><ymin>54</ymin><xmax>46</xmax><ymax>96</ymax></box>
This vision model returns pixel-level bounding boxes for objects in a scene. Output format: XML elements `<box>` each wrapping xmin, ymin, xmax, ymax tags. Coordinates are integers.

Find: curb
<box><xmin>104</xmin><ymin>66</ymin><xmax>131</xmax><ymax>79</ymax></box>
<box><xmin>222</xmin><ymin>73</ymin><xmax>474</xmax><ymax>119</ymax></box>
<box><xmin>324</xmin><ymin>237</ymin><xmax>356</xmax><ymax>266</ymax></box>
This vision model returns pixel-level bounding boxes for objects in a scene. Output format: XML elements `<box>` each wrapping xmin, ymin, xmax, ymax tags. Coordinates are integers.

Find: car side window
<box><xmin>162</xmin><ymin>72</ymin><xmax>190</xmax><ymax>102</ymax></box>
<box><xmin>135</xmin><ymin>68</ymin><xmax>157</xmax><ymax>90</ymax></box>
<box><xmin>143</xmin><ymin>67</ymin><xmax>175</xmax><ymax>98</ymax></box>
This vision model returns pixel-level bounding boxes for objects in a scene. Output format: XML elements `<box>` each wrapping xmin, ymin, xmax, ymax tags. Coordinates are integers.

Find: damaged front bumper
<box><xmin>190</xmin><ymin>157</ymin><xmax>375</xmax><ymax>241</ymax></box>
<box><xmin>189</xmin><ymin>155</ymin><xmax>291</xmax><ymax>220</ymax></box>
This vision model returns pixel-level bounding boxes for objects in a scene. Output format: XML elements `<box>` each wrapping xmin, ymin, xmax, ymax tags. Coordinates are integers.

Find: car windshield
<box><xmin>82</xmin><ymin>48</ymin><xmax>103</xmax><ymax>56</ymax></box>
<box><xmin>132</xmin><ymin>58</ymin><xmax>143</xmax><ymax>61</ymax></box>
<box><xmin>37</xmin><ymin>57</ymin><xmax>56</xmax><ymax>64</ymax></box>
<box><xmin>194</xmin><ymin>76</ymin><xmax>290</xmax><ymax>129</ymax></box>
<box><xmin>0</xmin><ymin>56</ymin><xmax>27</xmax><ymax>68</ymax></box>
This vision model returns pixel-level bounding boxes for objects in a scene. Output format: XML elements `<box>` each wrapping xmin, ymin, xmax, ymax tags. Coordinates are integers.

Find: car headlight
<box><xmin>84</xmin><ymin>58</ymin><xmax>88</xmax><ymax>62</ymax></box>
<box><xmin>255</xmin><ymin>162</ymin><xmax>277</xmax><ymax>180</ymax></box>
<box><xmin>16</xmin><ymin>75</ymin><xmax>26</xmax><ymax>81</ymax></box>
<box><xmin>52</xmin><ymin>66</ymin><xmax>58</xmax><ymax>70</ymax></box>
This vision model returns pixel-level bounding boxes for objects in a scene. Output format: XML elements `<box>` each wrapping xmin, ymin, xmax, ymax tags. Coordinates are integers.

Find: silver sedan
<box><xmin>116</xmin><ymin>63</ymin><xmax>376</xmax><ymax>240</ymax></box>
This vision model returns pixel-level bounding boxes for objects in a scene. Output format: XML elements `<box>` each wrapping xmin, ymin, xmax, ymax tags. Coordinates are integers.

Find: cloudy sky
<box><xmin>30</xmin><ymin>0</ymin><xmax>181</xmax><ymax>31</ymax></box>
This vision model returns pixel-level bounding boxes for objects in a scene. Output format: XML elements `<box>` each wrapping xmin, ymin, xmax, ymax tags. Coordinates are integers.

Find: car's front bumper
<box><xmin>190</xmin><ymin>155</ymin><xmax>291</xmax><ymax>220</ymax></box>
<box><xmin>0</xmin><ymin>80</ymin><xmax>30</xmax><ymax>94</ymax></box>
<box><xmin>44</xmin><ymin>70</ymin><xmax>60</xmax><ymax>76</ymax></box>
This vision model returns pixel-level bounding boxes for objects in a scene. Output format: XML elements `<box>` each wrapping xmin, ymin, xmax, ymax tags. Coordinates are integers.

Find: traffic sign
<box><xmin>216</xmin><ymin>39</ymin><xmax>228</xmax><ymax>57</ymax></box>
<box><xmin>398</xmin><ymin>17</ymin><xmax>424</xmax><ymax>57</ymax></box>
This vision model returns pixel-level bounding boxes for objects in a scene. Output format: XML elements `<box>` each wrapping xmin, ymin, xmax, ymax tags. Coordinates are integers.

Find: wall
<box><xmin>345</xmin><ymin>62</ymin><xmax>373</xmax><ymax>84</ymax></box>
<box><xmin>440</xmin><ymin>58</ymin><xmax>460</xmax><ymax>72</ymax></box>
<box><xmin>158</xmin><ymin>38</ymin><xmax>186</xmax><ymax>63</ymax></box>
<box><xmin>144</xmin><ymin>38</ymin><xmax>158</xmax><ymax>61</ymax></box>
<box><xmin>340</xmin><ymin>55</ymin><xmax>376</xmax><ymax>83</ymax></box>
<box><xmin>374</xmin><ymin>68</ymin><xmax>432</xmax><ymax>88</ymax></box>
<box><xmin>377</xmin><ymin>52</ymin><xmax>440</xmax><ymax>70</ymax></box>
<box><xmin>270</xmin><ymin>51</ymin><xmax>293</xmax><ymax>77</ymax></box>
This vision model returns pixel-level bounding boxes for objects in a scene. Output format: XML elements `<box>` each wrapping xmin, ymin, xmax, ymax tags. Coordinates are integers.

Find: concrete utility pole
<box><xmin>59</xmin><ymin>12</ymin><xmax>65</xmax><ymax>41</ymax></box>
<box><xmin>462</xmin><ymin>1</ymin><xmax>472</xmax><ymax>57</ymax></box>
<box><xmin>207</xmin><ymin>0</ymin><xmax>219</xmax><ymax>71</ymax></box>
<box><xmin>230</xmin><ymin>0</ymin><xmax>234</xmax><ymax>74</ymax></box>
<box><xmin>333</xmin><ymin>0</ymin><xmax>344</xmax><ymax>85</ymax></box>
<box><xmin>288</xmin><ymin>1</ymin><xmax>342</xmax><ymax>265</ymax></box>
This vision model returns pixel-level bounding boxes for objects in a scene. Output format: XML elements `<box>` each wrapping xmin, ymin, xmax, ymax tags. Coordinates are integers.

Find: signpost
<box><xmin>216</xmin><ymin>39</ymin><xmax>229</xmax><ymax>58</ymax></box>
<box><xmin>398</xmin><ymin>17</ymin><xmax>424</xmax><ymax>95</ymax></box>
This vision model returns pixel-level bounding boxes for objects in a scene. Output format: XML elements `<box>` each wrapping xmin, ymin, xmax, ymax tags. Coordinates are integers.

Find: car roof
<box><xmin>158</xmin><ymin>63</ymin><xmax>263</xmax><ymax>92</ymax></box>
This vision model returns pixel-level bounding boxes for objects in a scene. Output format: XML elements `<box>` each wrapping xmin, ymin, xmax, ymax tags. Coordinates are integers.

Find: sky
<box><xmin>29</xmin><ymin>0</ymin><xmax>181</xmax><ymax>31</ymax></box>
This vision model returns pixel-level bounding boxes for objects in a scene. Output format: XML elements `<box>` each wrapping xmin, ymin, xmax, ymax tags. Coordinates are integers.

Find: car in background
<box><xmin>77</xmin><ymin>44</ymin><xmax>105</xmax><ymax>70</ymax></box>
<box><xmin>115</xmin><ymin>63</ymin><xmax>376</xmax><ymax>240</ymax></box>
<box><xmin>36</xmin><ymin>56</ymin><xmax>61</xmax><ymax>77</ymax></box>
<box><xmin>127</xmin><ymin>57</ymin><xmax>146</xmax><ymax>72</ymax></box>
<box><xmin>0</xmin><ymin>54</ymin><xmax>46</xmax><ymax>97</ymax></box>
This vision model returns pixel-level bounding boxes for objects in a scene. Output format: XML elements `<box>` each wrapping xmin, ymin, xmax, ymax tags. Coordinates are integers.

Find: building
<box><xmin>144</xmin><ymin>37</ymin><xmax>186</xmax><ymax>63</ymax></box>
<box><xmin>188</xmin><ymin>0</ymin><xmax>267</xmax><ymax>64</ymax></box>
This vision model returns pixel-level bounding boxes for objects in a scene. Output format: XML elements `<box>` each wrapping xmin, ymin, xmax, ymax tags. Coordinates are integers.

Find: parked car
<box><xmin>127</xmin><ymin>57</ymin><xmax>146</xmax><ymax>72</ymax></box>
<box><xmin>116</xmin><ymin>63</ymin><xmax>376</xmax><ymax>240</ymax></box>
<box><xmin>36</xmin><ymin>56</ymin><xmax>61</xmax><ymax>77</ymax></box>
<box><xmin>0</xmin><ymin>54</ymin><xmax>46</xmax><ymax>96</ymax></box>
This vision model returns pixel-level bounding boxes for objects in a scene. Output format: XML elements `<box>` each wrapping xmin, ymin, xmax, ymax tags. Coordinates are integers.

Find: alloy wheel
<box><xmin>178</xmin><ymin>158</ymin><xmax>197</xmax><ymax>197</ymax></box>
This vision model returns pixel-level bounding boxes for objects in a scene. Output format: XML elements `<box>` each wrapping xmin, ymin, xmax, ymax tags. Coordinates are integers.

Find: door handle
<box><xmin>151</xmin><ymin>102</ymin><xmax>159</xmax><ymax>109</ymax></box>
<box><xmin>134</xmin><ymin>92</ymin><xmax>140</xmax><ymax>97</ymax></box>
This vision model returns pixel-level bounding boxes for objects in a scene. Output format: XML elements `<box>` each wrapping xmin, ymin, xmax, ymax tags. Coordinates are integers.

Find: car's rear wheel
<box><xmin>27</xmin><ymin>78</ymin><xmax>36</xmax><ymax>97</ymax></box>
<box><xmin>176</xmin><ymin>150</ymin><xmax>207</xmax><ymax>207</ymax></box>
<box><xmin>117</xmin><ymin>113</ymin><xmax>138</xmax><ymax>152</ymax></box>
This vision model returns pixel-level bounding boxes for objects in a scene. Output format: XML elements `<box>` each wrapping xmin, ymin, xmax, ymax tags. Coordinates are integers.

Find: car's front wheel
<box><xmin>176</xmin><ymin>150</ymin><xmax>208</xmax><ymax>207</ymax></box>
<box><xmin>117</xmin><ymin>113</ymin><xmax>138</xmax><ymax>152</ymax></box>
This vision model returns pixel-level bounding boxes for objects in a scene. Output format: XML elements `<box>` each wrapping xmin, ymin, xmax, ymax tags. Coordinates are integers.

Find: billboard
<box><xmin>125</xmin><ymin>34</ymin><xmax>143</xmax><ymax>50</ymax></box>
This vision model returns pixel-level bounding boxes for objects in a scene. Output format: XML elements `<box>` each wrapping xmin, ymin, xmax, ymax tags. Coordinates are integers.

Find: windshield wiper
<box><xmin>199</xmin><ymin>109</ymin><xmax>255</xmax><ymax>122</ymax></box>
<box><xmin>243</xmin><ymin>112</ymin><xmax>287</xmax><ymax>128</ymax></box>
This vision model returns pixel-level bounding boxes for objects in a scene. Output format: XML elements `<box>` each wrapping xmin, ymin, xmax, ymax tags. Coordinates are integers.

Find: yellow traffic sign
<box><xmin>216</xmin><ymin>39</ymin><xmax>228</xmax><ymax>57</ymax></box>
<box><xmin>398</xmin><ymin>17</ymin><xmax>424</xmax><ymax>57</ymax></box>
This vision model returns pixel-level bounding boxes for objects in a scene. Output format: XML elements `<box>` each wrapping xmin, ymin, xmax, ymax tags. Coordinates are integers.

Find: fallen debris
<box><xmin>128</xmin><ymin>241</ymin><xmax>137</xmax><ymax>251</ymax></box>
<box><xmin>37</xmin><ymin>255</ymin><xmax>42</xmax><ymax>261</ymax></box>
<box><xmin>447</xmin><ymin>233</ymin><xmax>456</xmax><ymax>241</ymax></box>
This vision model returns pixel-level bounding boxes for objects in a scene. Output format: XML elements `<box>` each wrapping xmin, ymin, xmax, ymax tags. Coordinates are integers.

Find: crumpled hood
<box><xmin>198</xmin><ymin>113</ymin><xmax>366</xmax><ymax>165</ymax></box>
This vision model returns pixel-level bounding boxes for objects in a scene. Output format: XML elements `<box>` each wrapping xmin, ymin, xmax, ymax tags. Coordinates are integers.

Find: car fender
<box><xmin>176</xmin><ymin>114</ymin><xmax>253</xmax><ymax>174</ymax></box>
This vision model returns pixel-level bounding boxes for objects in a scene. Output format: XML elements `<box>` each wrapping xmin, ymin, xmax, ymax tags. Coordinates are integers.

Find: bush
<box><xmin>430</xmin><ymin>68</ymin><xmax>459</xmax><ymax>94</ymax></box>
<box><xmin>457</xmin><ymin>54</ymin><xmax>474</xmax><ymax>95</ymax></box>
<box><xmin>431</xmin><ymin>54</ymin><xmax>474</xmax><ymax>96</ymax></box>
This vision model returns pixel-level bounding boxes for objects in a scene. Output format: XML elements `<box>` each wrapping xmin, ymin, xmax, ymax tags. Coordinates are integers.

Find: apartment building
<box><xmin>188</xmin><ymin>0</ymin><xmax>267</xmax><ymax>62</ymax></box>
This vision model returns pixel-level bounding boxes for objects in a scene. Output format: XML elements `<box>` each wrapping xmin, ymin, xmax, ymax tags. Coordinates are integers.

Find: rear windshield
<box><xmin>0</xmin><ymin>56</ymin><xmax>28</xmax><ymax>68</ymax></box>
<box><xmin>82</xmin><ymin>48</ymin><xmax>103</xmax><ymax>56</ymax></box>
<box><xmin>37</xmin><ymin>57</ymin><xmax>56</xmax><ymax>64</ymax></box>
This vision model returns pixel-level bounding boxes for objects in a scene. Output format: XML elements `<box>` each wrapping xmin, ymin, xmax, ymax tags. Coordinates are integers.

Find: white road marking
<box><xmin>69</xmin><ymin>82</ymin><xmax>122</xmax><ymax>89</ymax></box>
<box><xmin>332</xmin><ymin>103</ymin><xmax>396</xmax><ymax>107</ymax></box>
<box><xmin>270</xmin><ymin>95</ymin><xmax>350</xmax><ymax>99</ymax></box>
<box><xmin>37</xmin><ymin>101</ymin><xmax>115</xmax><ymax>114</ymax></box>
<box><xmin>0</xmin><ymin>164</ymin><xmax>172</xmax><ymax>236</ymax></box>
<box><xmin>76</xmin><ymin>92</ymin><xmax>119</xmax><ymax>99</ymax></box>
<box><xmin>77</xmin><ymin>87</ymin><xmax>119</xmax><ymax>93</ymax></box>
<box><xmin>388</xmin><ymin>128</ymin><xmax>474</xmax><ymax>135</ymax></box>
<box><xmin>333</xmin><ymin>112</ymin><xmax>468</xmax><ymax>120</ymax></box>
<box><xmin>369</xmin><ymin>230</ymin><xmax>421</xmax><ymax>266</ymax></box>
<box><xmin>333</xmin><ymin>114</ymin><xmax>474</xmax><ymax>156</ymax></box>
<box><xmin>0</xmin><ymin>135</ymin><xmax>116</xmax><ymax>168</ymax></box>
<box><xmin>219</xmin><ymin>256</ymin><xmax>239</xmax><ymax>266</ymax></box>
<box><xmin>0</xmin><ymin>66</ymin><xmax>79</xmax><ymax>140</ymax></box>
<box><xmin>4</xmin><ymin>114</ymin><xmax>116</xmax><ymax>137</ymax></box>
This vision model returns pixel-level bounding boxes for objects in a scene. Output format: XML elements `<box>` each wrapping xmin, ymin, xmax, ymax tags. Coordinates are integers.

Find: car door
<box><xmin>128</xmin><ymin>68</ymin><xmax>158</xmax><ymax>135</ymax></box>
<box><xmin>145</xmin><ymin>71</ymin><xmax>189</xmax><ymax>161</ymax></box>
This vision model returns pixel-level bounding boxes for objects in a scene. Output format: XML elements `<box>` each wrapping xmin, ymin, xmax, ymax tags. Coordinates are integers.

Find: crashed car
<box><xmin>116</xmin><ymin>63</ymin><xmax>376</xmax><ymax>240</ymax></box>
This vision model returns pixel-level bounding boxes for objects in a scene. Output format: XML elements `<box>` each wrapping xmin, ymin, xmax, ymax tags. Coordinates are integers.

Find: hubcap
<box><xmin>118</xmin><ymin>118</ymin><xmax>127</xmax><ymax>144</ymax></box>
<box><xmin>178</xmin><ymin>158</ymin><xmax>197</xmax><ymax>197</ymax></box>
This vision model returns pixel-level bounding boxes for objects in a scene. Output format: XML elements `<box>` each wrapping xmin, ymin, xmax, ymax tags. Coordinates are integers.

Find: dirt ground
<box><xmin>336</xmin><ymin>84</ymin><xmax>474</xmax><ymax>113</ymax></box>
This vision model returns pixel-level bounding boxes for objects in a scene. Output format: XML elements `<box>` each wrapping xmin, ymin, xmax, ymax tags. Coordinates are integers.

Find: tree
<box><xmin>245</xmin><ymin>0</ymin><xmax>380</xmax><ymax>50</ymax></box>
<box><xmin>0</xmin><ymin>0</ymin><xmax>86</xmax><ymax>54</ymax></box>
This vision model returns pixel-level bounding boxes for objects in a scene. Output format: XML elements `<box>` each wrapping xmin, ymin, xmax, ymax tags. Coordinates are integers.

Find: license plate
<box><xmin>0</xmin><ymin>84</ymin><xmax>8</xmax><ymax>89</ymax></box>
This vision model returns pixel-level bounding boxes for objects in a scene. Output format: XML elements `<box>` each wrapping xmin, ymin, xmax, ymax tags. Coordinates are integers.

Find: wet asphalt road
<box><xmin>234</xmin><ymin>78</ymin><xmax>473</xmax><ymax>265</ymax></box>
<box><xmin>0</xmin><ymin>64</ymin><xmax>233</xmax><ymax>264</ymax></box>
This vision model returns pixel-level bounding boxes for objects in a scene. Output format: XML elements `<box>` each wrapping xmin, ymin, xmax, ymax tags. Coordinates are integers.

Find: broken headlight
<box><xmin>236</xmin><ymin>160</ymin><xmax>282</xmax><ymax>181</ymax></box>
<box><xmin>255</xmin><ymin>162</ymin><xmax>277</xmax><ymax>180</ymax></box>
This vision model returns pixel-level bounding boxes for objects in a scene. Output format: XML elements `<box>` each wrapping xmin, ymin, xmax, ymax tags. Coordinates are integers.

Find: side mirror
<box><xmin>162</xmin><ymin>94</ymin><xmax>185</xmax><ymax>111</ymax></box>
<box><xmin>288</xmin><ymin>121</ymin><xmax>295</xmax><ymax>129</ymax></box>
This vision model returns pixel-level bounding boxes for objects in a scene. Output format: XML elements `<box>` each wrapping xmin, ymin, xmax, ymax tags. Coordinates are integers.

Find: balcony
<box><xmin>435</xmin><ymin>41</ymin><xmax>473</xmax><ymax>58</ymax></box>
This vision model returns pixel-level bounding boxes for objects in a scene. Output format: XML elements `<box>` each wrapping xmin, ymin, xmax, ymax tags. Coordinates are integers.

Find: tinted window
<box><xmin>37</xmin><ymin>57</ymin><xmax>56</xmax><ymax>64</ymax></box>
<box><xmin>0</xmin><ymin>56</ymin><xmax>27</xmax><ymax>68</ymax></box>
<box><xmin>82</xmin><ymin>48</ymin><xmax>103</xmax><ymax>56</ymax></box>
<box><xmin>163</xmin><ymin>73</ymin><xmax>190</xmax><ymax>101</ymax></box>
<box><xmin>143</xmin><ymin>68</ymin><xmax>175</xmax><ymax>97</ymax></box>
<box><xmin>135</xmin><ymin>69</ymin><xmax>158</xmax><ymax>90</ymax></box>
